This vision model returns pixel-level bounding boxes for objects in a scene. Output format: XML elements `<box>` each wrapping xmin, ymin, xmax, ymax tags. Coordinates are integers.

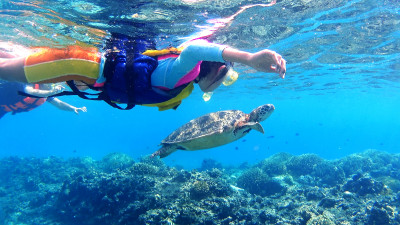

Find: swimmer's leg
<box><xmin>1</xmin><ymin>46</ymin><xmax>101</xmax><ymax>84</ymax></box>
<box><xmin>24</xmin><ymin>46</ymin><xmax>101</xmax><ymax>84</ymax></box>
<box><xmin>0</xmin><ymin>57</ymin><xmax>27</xmax><ymax>82</ymax></box>
<box><xmin>0</xmin><ymin>56</ymin><xmax>96</xmax><ymax>84</ymax></box>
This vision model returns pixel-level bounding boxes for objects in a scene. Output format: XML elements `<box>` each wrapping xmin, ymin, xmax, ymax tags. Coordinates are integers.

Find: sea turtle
<box><xmin>151</xmin><ymin>104</ymin><xmax>275</xmax><ymax>158</ymax></box>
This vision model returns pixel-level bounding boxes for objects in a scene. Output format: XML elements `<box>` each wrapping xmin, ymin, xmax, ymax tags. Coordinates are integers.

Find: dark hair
<box><xmin>196</xmin><ymin>61</ymin><xmax>225</xmax><ymax>83</ymax></box>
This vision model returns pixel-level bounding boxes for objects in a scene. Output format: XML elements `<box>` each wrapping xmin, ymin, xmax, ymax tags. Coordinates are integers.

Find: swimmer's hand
<box><xmin>222</xmin><ymin>47</ymin><xmax>286</xmax><ymax>79</ymax></box>
<box><xmin>74</xmin><ymin>106</ymin><xmax>87</xmax><ymax>114</ymax></box>
<box><xmin>248</xmin><ymin>50</ymin><xmax>286</xmax><ymax>78</ymax></box>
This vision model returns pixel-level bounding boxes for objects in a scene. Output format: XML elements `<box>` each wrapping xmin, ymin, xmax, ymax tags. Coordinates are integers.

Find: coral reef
<box><xmin>343</xmin><ymin>173</ymin><xmax>386</xmax><ymax>196</ymax></box>
<box><xmin>0</xmin><ymin>150</ymin><xmax>399</xmax><ymax>224</ymax></box>
<box><xmin>256</xmin><ymin>152</ymin><xmax>292</xmax><ymax>176</ymax></box>
<box><xmin>98</xmin><ymin>152</ymin><xmax>135</xmax><ymax>172</ymax></box>
<box><xmin>286</xmin><ymin>153</ymin><xmax>324</xmax><ymax>176</ymax></box>
<box><xmin>236</xmin><ymin>168</ymin><xmax>287</xmax><ymax>197</ymax></box>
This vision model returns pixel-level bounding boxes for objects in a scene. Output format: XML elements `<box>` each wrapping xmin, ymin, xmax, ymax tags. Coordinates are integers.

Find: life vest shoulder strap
<box><xmin>142</xmin><ymin>46</ymin><xmax>183</xmax><ymax>57</ymax></box>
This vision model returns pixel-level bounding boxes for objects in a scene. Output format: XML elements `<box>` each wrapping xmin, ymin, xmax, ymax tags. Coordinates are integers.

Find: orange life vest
<box><xmin>0</xmin><ymin>84</ymin><xmax>47</xmax><ymax>114</ymax></box>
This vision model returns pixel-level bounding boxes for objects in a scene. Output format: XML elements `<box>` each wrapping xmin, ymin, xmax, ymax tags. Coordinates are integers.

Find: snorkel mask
<box><xmin>202</xmin><ymin>61</ymin><xmax>239</xmax><ymax>101</ymax></box>
<box><xmin>222</xmin><ymin>62</ymin><xmax>238</xmax><ymax>86</ymax></box>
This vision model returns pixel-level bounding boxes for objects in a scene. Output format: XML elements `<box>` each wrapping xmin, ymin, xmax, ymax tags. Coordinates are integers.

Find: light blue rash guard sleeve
<box><xmin>151</xmin><ymin>39</ymin><xmax>227</xmax><ymax>89</ymax></box>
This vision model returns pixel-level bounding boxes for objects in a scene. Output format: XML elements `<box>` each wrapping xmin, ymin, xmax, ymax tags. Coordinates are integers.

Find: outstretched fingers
<box><xmin>74</xmin><ymin>106</ymin><xmax>87</xmax><ymax>114</ymax></box>
<box><xmin>270</xmin><ymin>52</ymin><xmax>286</xmax><ymax>79</ymax></box>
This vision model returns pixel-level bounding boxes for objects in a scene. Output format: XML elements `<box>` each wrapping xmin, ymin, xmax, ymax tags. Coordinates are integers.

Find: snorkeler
<box><xmin>0</xmin><ymin>34</ymin><xmax>286</xmax><ymax>110</ymax></box>
<box><xmin>0</xmin><ymin>81</ymin><xmax>87</xmax><ymax>119</ymax></box>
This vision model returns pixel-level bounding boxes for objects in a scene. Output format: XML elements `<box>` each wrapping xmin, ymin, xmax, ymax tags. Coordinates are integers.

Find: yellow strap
<box><xmin>142</xmin><ymin>47</ymin><xmax>183</xmax><ymax>57</ymax></box>
<box><xmin>142</xmin><ymin>82</ymin><xmax>194</xmax><ymax>111</ymax></box>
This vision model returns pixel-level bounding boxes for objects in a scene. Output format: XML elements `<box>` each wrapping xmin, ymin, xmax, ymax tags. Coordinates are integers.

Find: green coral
<box><xmin>139</xmin><ymin>155</ymin><xmax>165</xmax><ymax>168</ymax></box>
<box><xmin>307</xmin><ymin>213</ymin><xmax>336</xmax><ymax>225</ymax></box>
<box><xmin>361</xmin><ymin>149</ymin><xmax>393</xmax><ymax>165</ymax></box>
<box><xmin>190</xmin><ymin>180</ymin><xmax>210</xmax><ymax>200</ymax></box>
<box><xmin>338</xmin><ymin>154</ymin><xmax>373</xmax><ymax>176</ymax></box>
<box><xmin>183</xmin><ymin>171</ymin><xmax>232</xmax><ymax>200</ymax></box>
<box><xmin>130</xmin><ymin>163</ymin><xmax>159</xmax><ymax>175</ymax></box>
<box><xmin>257</xmin><ymin>152</ymin><xmax>292</xmax><ymax>176</ymax></box>
<box><xmin>377</xmin><ymin>176</ymin><xmax>400</xmax><ymax>193</ymax></box>
<box><xmin>313</xmin><ymin>161</ymin><xmax>345</xmax><ymax>186</ymax></box>
<box><xmin>286</xmin><ymin>154</ymin><xmax>324</xmax><ymax>177</ymax></box>
<box><xmin>99</xmin><ymin>152</ymin><xmax>134</xmax><ymax>172</ymax></box>
<box><xmin>237</xmin><ymin>168</ymin><xmax>285</xmax><ymax>197</ymax></box>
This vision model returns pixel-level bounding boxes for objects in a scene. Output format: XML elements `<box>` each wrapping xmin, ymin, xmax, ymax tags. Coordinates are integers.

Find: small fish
<box><xmin>230</xmin><ymin>185</ymin><xmax>244</xmax><ymax>192</ymax></box>
<box><xmin>266</xmin><ymin>135</ymin><xmax>274</xmax><ymax>139</ymax></box>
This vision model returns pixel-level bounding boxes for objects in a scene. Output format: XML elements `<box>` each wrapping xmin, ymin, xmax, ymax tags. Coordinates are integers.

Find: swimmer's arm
<box><xmin>24</xmin><ymin>84</ymin><xmax>65</xmax><ymax>97</ymax></box>
<box><xmin>181</xmin><ymin>40</ymin><xmax>286</xmax><ymax>78</ymax></box>
<box><xmin>222</xmin><ymin>48</ymin><xmax>286</xmax><ymax>78</ymax></box>
<box><xmin>177</xmin><ymin>40</ymin><xmax>226</xmax><ymax>69</ymax></box>
<box><xmin>47</xmin><ymin>97</ymin><xmax>87</xmax><ymax>114</ymax></box>
<box><xmin>0</xmin><ymin>57</ymin><xmax>27</xmax><ymax>82</ymax></box>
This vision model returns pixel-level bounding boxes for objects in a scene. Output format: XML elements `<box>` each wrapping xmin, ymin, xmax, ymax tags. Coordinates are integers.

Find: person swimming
<box><xmin>0</xmin><ymin>34</ymin><xmax>285</xmax><ymax>110</ymax></box>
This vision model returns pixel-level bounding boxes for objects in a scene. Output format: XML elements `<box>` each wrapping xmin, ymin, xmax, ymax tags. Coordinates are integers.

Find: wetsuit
<box><xmin>151</xmin><ymin>39</ymin><xmax>226</xmax><ymax>90</ymax></box>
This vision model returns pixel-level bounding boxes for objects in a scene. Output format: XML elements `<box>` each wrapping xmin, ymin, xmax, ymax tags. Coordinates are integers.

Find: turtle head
<box><xmin>248</xmin><ymin>104</ymin><xmax>275</xmax><ymax>122</ymax></box>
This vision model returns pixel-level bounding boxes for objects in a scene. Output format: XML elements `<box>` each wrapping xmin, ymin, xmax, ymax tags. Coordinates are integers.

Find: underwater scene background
<box><xmin>0</xmin><ymin>0</ymin><xmax>399</xmax><ymax>224</ymax></box>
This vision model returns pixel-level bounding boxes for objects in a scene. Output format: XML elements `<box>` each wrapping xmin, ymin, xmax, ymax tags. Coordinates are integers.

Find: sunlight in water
<box><xmin>71</xmin><ymin>1</ymin><xmax>103</xmax><ymax>14</ymax></box>
<box><xmin>181</xmin><ymin>0</ymin><xmax>206</xmax><ymax>3</ymax></box>
<box><xmin>0</xmin><ymin>42</ymin><xmax>31</xmax><ymax>56</ymax></box>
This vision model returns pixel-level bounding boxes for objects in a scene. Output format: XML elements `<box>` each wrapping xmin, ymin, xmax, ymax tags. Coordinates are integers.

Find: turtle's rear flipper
<box><xmin>246</xmin><ymin>122</ymin><xmax>264</xmax><ymax>134</ymax></box>
<box><xmin>151</xmin><ymin>145</ymin><xmax>177</xmax><ymax>158</ymax></box>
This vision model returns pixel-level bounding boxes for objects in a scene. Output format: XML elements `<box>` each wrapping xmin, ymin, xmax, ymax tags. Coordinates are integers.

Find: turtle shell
<box><xmin>162</xmin><ymin>110</ymin><xmax>246</xmax><ymax>145</ymax></box>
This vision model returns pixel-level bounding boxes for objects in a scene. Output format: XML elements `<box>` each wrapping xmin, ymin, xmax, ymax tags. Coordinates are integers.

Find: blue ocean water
<box><xmin>0</xmin><ymin>0</ymin><xmax>399</xmax><ymax>170</ymax></box>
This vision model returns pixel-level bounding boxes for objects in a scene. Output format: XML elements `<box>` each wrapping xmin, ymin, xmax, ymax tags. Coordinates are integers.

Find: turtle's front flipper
<box><xmin>245</xmin><ymin>122</ymin><xmax>264</xmax><ymax>134</ymax></box>
<box><xmin>151</xmin><ymin>145</ymin><xmax>178</xmax><ymax>158</ymax></box>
